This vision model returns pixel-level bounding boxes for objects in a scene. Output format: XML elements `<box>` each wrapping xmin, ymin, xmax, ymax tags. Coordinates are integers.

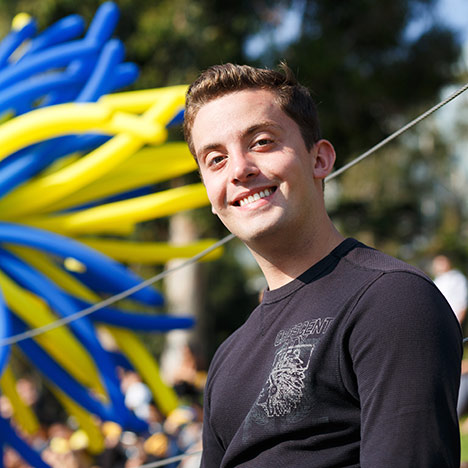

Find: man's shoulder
<box><xmin>342</xmin><ymin>242</ymin><xmax>447</xmax><ymax>309</ymax></box>
<box><xmin>343</xmin><ymin>243</ymin><xmax>462</xmax><ymax>356</ymax></box>
<box><xmin>344</xmin><ymin>240</ymin><xmax>430</xmax><ymax>280</ymax></box>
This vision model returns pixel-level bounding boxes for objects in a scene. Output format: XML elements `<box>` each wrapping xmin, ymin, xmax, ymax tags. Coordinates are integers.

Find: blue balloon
<box><xmin>76</xmin><ymin>39</ymin><xmax>125</xmax><ymax>102</ymax></box>
<box><xmin>0</xmin><ymin>3</ymin><xmax>120</xmax><ymax>90</ymax></box>
<box><xmin>40</xmin><ymin>85</ymin><xmax>81</xmax><ymax>110</ymax></box>
<box><xmin>111</xmin><ymin>62</ymin><xmax>139</xmax><ymax>90</ymax></box>
<box><xmin>0</xmin><ymin>290</ymin><xmax>11</xmax><ymax>375</ymax></box>
<box><xmin>20</xmin><ymin>15</ymin><xmax>85</xmax><ymax>58</ymax></box>
<box><xmin>39</xmin><ymin>58</ymin><xmax>98</xmax><ymax>109</ymax></box>
<box><xmin>0</xmin><ymin>40</ymin><xmax>99</xmax><ymax>90</ymax></box>
<box><xmin>0</xmin><ymin>414</ymin><xmax>50</xmax><ymax>467</ymax></box>
<box><xmin>0</xmin><ymin>70</ymin><xmax>84</xmax><ymax>115</ymax></box>
<box><xmin>0</xmin><ymin>27</ymin><xmax>138</xmax><ymax>193</ymax></box>
<box><xmin>108</xmin><ymin>350</ymin><xmax>134</xmax><ymax>371</ymax></box>
<box><xmin>0</xmin><ymin>20</ymin><xmax>37</xmax><ymax>69</ymax></box>
<box><xmin>84</xmin><ymin>2</ymin><xmax>120</xmax><ymax>45</ymax></box>
<box><xmin>0</xmin><ymin>223</ymin><xmax>163</xmax><ymax>305</ymax></box>
<box><xmin>167</xmin><ymin>109</ymin><xmax>185</xmax><ymax>127</ymax></box>
<box><xmin>11</xmin><ymin>313</ymin><xmax>115</xmax><ymax>420</ymax></box>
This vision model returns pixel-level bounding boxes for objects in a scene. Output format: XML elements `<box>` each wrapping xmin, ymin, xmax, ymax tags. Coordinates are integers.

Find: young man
<box><xmin>183</xmin><ymin>63</ymin><xmax>463</xmax><ymax>467</ymax></box>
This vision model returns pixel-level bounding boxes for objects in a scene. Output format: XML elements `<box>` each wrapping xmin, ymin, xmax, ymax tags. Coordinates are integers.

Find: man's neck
<box><xmin>247</xmin><ymin>221</ymin><xmax>344</xmax><ymax>290</ymax></box>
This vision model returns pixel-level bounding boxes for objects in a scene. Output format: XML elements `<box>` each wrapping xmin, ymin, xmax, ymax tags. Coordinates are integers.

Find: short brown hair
<box><xmin>183</xmin><ymin>63</ymin><xmax>321</xmax><ymax>157</ymax></box>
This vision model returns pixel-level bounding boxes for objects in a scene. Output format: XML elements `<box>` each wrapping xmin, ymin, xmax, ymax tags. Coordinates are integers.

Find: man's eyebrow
<box><xmin>243</xmin><ymin>121</ymin><xmax>282</xmax><ymax>136</ymax></box>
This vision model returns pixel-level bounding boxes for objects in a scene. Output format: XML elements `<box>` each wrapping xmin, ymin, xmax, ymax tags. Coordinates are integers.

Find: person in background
<box><xmin>432</xmin><ymin>254</ymin><xmax>468</xmax><ymax>420</ymax></box>
<box><xmin>432</xmin><ymin>254</ymin><xmax>468</xmax><ymax>326</ymax></box>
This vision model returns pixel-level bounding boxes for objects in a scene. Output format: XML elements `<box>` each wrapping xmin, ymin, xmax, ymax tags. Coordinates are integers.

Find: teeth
<box><xmin>239</xmin><ymin>188</ymin><xmax>272</xmax><ymax>206</ymax></box>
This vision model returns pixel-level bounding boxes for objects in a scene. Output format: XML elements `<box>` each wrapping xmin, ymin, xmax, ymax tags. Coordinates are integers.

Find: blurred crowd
<box><xmin>0</xmin><ymin>345</ymin><xmax>204</xmax><ymax>468</ymax></box>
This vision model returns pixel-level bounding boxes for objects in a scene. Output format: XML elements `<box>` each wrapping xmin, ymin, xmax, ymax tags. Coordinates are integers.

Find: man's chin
<box><xmin>219</xmin><ymin>212</ymin><xmax>285</xmax><ymax>244</ymax></box>
<box><xmin>232</xmin><ymin>225</ymin><xmax>280</xmax><ymax>246</ymax></box>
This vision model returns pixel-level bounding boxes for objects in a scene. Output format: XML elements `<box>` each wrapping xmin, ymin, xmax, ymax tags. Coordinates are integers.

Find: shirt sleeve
<box><xmin>344</xmin><ymin>271</ymin><xmax>463</xmax><ymax>468</ymax></box>
<box><xmin>200</xmin><ymin>376</ymin><xmax>225</xmax><ymax>467</ymax></box>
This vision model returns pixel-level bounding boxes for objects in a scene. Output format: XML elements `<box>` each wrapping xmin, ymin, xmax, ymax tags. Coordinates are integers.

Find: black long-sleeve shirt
<box><xmin>201</xmin><ymin>239</ymin><xmax>462</xmax><ymax>467</ymax></box>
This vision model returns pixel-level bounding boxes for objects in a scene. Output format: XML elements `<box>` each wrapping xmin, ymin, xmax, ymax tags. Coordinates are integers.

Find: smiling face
<box><xmin>191</xmin><ymin>89</ymin><xmax>334</xmax><ymax>248</ymax></box>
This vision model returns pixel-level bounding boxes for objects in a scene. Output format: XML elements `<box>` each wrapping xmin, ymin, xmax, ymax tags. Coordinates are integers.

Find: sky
<box><xmin>431</xmin><ymin>0</ymin><xmax>468</xmax><ymax>183</ymax></box>
<box><xmin>406</xmin><ymin>0</ymin><xmax>468</xmax><ymax>44</ymax></box>
<box><xmin>436</xmin><ymin>0</ymin><xmax>468</xmax><ymax>43</ymax></box>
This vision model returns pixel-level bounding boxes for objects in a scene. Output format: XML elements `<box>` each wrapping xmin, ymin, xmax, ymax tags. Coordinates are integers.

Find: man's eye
<box><xmin>254</xmin><ymin>138</ymin><xmax>273</xmax><ymax>147</ymax></box>
<box><xmin>208</xmin><ymin>155</ymin><xmax>226</xmax><ymax>167</ymax></box>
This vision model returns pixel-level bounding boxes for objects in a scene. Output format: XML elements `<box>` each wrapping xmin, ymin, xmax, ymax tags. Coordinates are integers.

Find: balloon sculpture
<box><xmin>0</xmin><ymin>3</ymin><xmax>220</xmax><ymax>465</ymax></box>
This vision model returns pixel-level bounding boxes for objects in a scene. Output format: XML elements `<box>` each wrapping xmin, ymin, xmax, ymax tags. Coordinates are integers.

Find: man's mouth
<box><xmin>234</xmin><ymin>187</ymin><xmax>276</xmax><ymax>207</ymax></box>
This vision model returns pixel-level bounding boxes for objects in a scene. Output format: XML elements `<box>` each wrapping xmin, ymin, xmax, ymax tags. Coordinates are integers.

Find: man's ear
<box><xmin>211</xmin><ymin>205</ymin><xmax>217</xmax><ymax>215</ymax></box>
<box><xmin>312</xmin><ymin>139</ymin><xmax>336</xmax><ymax>179</ymax></box>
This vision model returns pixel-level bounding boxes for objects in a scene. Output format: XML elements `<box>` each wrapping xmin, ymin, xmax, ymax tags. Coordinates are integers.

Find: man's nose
<box><xmin>231</xmin><ymin>151</ymin><xmax>259</xmax><ymax>182</ymax></box>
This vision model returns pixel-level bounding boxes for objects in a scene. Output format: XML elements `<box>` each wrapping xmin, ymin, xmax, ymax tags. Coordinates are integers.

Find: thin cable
<box><xmin>0</xmin><ymin>233</ymin><xmax>235</xmax><ymax>347</ymax></box>
<box><xmin>137</xmin><ymin>450</ymin><xmax>202</xmax><ymax>468</ymax></box>
<box><xmin>2</xmin><ymin>80</ymin><xmax>468</xmax><ymax>348</ymax></box>
<box><xmin>326</xmin><ymin>81</ymin><xmax>468</xmax><ymax>182</ymax></box>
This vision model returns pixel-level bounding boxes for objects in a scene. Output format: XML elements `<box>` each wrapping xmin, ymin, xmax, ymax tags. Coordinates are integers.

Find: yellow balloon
<box><xmin>22</xmin><ymin>183</ymin><xmax>209</xmax><ymax>235</ymax></box>
<box><xmin>80</xmin><ymin>238</ymin><xmax>223</xmax><ymax>264</ymax></box>
<box><xmin>0</xmin><ymin>104</ymin><xmax>111</xmax><ymax>164</ymax></box>
<box><xmin>12</xmin><ymin>12</ymin><xmax>33</xmax><ymax>31</ymax></box>
<box><xmin>52</xmin><ymin>388</ymin><xmax>104</xmax><ymax>454</ymax></box>
<box><xmin>139</xmin><ymin>87</ymin><xmax>186</xmax><ymax>128</ymax></box>
<box><xmin>0</xmin><ymin>135</ymin><xmax>141</xmax><ymax>219</ymax></box>
<box><xmin>100</xmin><ymin>111</ymin><xmax>165</xmax><ymax>142</ymax></box>
<box><xmin>0</xmin><ymin>366</ymin><xmax>40</xmax><ymax>435</ymax></box>
<box><xmin>43</xmin><ymin>143</ymin><xmax>197</xmax><ymax>213</ymax></box>
<box><xmin>40</xmin><ymin>152</ymin><xmax>81</xmax><ymax>177</ymax></box>
<box><xmin>98</xmin><ymin>85</ymin><xmax>187</xmax><ymax>114</ymax></box>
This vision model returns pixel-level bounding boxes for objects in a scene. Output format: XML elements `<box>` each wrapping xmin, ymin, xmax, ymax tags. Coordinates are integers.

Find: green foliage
<box><xmin>461</xmin><ymin>419</ymin><xmax>468</xmax><ymax>461</ymax></box>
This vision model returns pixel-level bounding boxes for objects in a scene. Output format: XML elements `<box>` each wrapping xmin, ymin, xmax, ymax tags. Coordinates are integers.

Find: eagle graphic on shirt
<box><xmin>242</xmin><ymin>319</ymin><xmax>332</xmax><ymax>442</ymax></box>
<box><xmin>257</xmin><ymin>342</ymin><xmax>316</xmax><ymax>417</ymax></box>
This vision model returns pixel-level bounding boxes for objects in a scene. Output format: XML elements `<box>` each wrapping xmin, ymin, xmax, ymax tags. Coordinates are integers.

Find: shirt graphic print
<box><xmin>242</xmin><ymin>318</ymin><xmax>333</xmax><ymax>442</ymax></box>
